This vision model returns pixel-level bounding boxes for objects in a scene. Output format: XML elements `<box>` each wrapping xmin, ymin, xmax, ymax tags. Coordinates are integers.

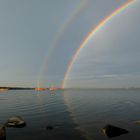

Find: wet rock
<box><xmin>46</xmin><ymin>126</ymin><xmax>54</xmax><ymax>130</ymax></box>
<box><xmin>102</xmin><ymin>124</ymin><xmax>128</xmax><ymax>138</ymax></box>
<box><xmin>6</xmin><ymin>116</ymin><xmax>26</xmax><ymax>128</ymax></box>
<box><xmin>0</xmin><ymin>126</ymin><xmax>6</xmax><ymax>140</ymax></box>
<box><xmin>134</xmin><ymin>120</ymin><xmax>140</xmax><ymax>124</ymax></box>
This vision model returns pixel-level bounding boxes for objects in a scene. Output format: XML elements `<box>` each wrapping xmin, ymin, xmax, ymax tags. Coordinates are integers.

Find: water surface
<box><xmin>0</xmin><ymin>89</ymin><xmax>140</xmax><ymax>140</ymax></box>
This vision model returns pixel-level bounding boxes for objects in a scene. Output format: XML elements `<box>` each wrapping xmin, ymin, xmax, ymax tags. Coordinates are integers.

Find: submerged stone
<box><xmin>0</xmin><ymin>126</ymin><xmax>6</xmax><ymax>140</ymax></box>
<box><xmin>102</xmin><ymin>124</ymin><xmax>128</xmax><ymax>138</ymax></box>
<box><xmin>46</xmin><ymin>126</ymin><xmax>54</xmax><ymax>130</ymax></box>
<box><xmin>6</xmin><ymin>116</ymin><xmax>26</xmax><ymax>128</ymax></box>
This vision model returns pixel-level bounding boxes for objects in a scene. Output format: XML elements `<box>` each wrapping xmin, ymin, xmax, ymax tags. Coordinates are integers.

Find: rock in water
<box><xmin>102</xmin><ymin>124</ymin><xmax>128</xmax><ymax>138</ymax></box>
<box><xmin>6</xmin><ymin>116</ymin><xmax>26</xmax><ymax>128</ymax></box>
<box><xmin>134</xmin><ymin>120</ymin><xmax>140</xmax><ymax>124</ymax></box>
<box><xmin>46</xmin><ymin>126</ymin><xmax>54</xmax><ymax>130</ymax></box>
<box><xmin>0</xmin><ymin>126</ymin><xmax>6</xmax><ymax>140</ymax></box>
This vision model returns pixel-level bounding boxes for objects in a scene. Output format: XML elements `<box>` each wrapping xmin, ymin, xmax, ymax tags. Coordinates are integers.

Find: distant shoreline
<box><xmin>0</xmin><ymin>87</ymin><xmax>140</xmax><ymax>90</ymax></box>
<box><xmin>0</xmin><ymin>87</ymin><xmax>34</xmax><ymax>90</ymax></box>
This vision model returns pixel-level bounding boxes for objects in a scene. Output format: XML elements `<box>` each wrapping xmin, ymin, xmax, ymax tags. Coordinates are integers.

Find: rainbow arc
<box><xmin>62</xmin><ymin>0</ymin><xmax>135</xmax><ymax>88</ymax></box>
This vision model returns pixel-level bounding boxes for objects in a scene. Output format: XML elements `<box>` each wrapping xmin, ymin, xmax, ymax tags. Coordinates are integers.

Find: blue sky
<box><xmin>0</xmin><ymin>0</ymin><xmax>139</xmax><ymax>88</ymax></box>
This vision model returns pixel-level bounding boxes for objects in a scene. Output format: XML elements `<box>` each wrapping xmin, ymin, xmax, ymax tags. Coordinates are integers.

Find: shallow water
<box><xmin>0</xmin><ymin>89</ymin><xmax>140</xmax><ymax>140</ymax></box>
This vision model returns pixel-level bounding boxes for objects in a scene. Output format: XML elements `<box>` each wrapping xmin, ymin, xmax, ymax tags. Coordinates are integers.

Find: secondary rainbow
<box><xmin>37</xmin><ymin>0</ymin><xmax>88</xmax><ymax>88</ymax></box>
<box><xmin>62</xmin><ymin>0</ymin><xmax>135</xmax><ymax>88</ymax></box>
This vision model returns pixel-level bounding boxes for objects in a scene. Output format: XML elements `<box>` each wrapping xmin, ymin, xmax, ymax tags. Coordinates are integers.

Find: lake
<box><xmin>0</xmin><ymin>89</ymin><xmax>140</xmax><ymax>140</ymax></box>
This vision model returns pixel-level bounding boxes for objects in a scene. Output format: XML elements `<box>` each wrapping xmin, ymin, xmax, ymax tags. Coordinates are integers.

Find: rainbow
<box><xmin>37</xmin><ymin>0</ymin><xmax>88</xmax><ymax>88</ymax></box>
<box><xmin>62</xmin><ymin>0</ymin><xmax>135</xmax><ymax>88</ymax></box>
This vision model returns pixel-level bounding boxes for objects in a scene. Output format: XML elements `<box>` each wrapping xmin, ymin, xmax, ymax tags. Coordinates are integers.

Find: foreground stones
<box><xmin>0</xmin><ymin>126</ymin><xmax>6</xmax><ymax>140</ymax></box>
<box><xmin>102</xmin><ymin>124</ymin><xmax>128</xmax><ymax>138</ymax></box>
<box><xmin>5</xmin><ymin>116</ymin><xmax>26</xmax><ymax>128</ymax></box>
<box><xmin>0</xmin><ymin>116</ymin><xmax>26</xmax><ymax>139</ymax></box>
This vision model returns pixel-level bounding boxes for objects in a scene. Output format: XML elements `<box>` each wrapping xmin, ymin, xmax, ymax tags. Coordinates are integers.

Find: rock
<box><xmin>134</xmin><ymin>120</ymin><xmax>140</xmax><ymax>124</ymax></box>
<box><xmin>0</xmin><ymin>126</ymin><xmax>6</xmax><ymax>140</ymax></box>
<box><xmin>46</xmin><ymin>126</ymin><xmax>54</xmax><ymax>130</ymax></box>
<box><xmin>6</xmin><ymin>116</ymin><xmax>26</xmax><ymax>128</ymax></box>
<box><xmin>102</xmin><ymin>124</ymin><xmax>128</xmax><ymax>138</ymax></box>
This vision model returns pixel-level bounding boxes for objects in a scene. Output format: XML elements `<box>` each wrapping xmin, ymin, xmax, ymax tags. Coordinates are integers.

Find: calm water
<box><xmin>0</xmin><ymin>89</ymin><xmax>140</xmax><ymax>140</ymax></box>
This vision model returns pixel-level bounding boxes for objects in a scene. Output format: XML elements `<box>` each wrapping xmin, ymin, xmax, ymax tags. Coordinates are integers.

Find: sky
<box><xmin>0</xmin><ymin>0</ymin><xmax>139</xmax><ymax>88</ymax></box>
